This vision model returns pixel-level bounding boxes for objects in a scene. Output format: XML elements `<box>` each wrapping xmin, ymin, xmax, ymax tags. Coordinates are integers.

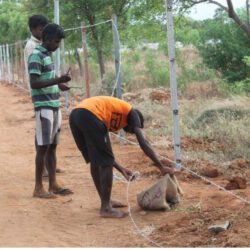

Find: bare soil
<box><xmin>0</xmin><ymin>83</ymin><xmax>249</xmax><ymax>247</ymax></box>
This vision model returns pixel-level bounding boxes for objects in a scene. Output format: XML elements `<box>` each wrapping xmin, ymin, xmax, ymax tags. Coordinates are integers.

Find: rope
<box><xmin>112</xmin><ymin>131</ymin><xmax>250</xmax><ymax>247</ymax></box>
<box><xmin>64</xmin><ymin>19</ymin><xmax>112</xmax><ymax>32</ymax></box>
<box><xmin>113</xmin><ymin>170</ymin><xmax>162</xmax><ymax>247</ymax></box>
<box><xmin>179</xmin><ymin>163</ymin><xmax>250</xmax><ymax>205</ymax></box>
<box><xmin>126</xmin><ymin>173</ymin><xmax>163</xmax><ymax>248</ymax></box>
<box><xmin>111</xmin><ymin>131</ymin><xmax>250</xmax><ymax>205</ymax></box>
<box><xmin>111</xmin><ymin>132</ymin><xmax>138</xmax><ymax>145</ymax></box>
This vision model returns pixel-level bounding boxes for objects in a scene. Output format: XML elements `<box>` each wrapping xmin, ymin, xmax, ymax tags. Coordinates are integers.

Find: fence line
<box><xmin>0</xmin><ymin>18</ymin><xmax>118</xmax><ymax>102</ymax></box>
<box><xmin>111</xmin><ymin>132</ymin><xmax>250</xmax><ymax>205</ymax></box>
<box><xmin>1</xmin><ymin>16</ymin><xmax>249</xmax><ymax>248</ymax></box>
<box><xmin>64</xmin><ymin>19</ymin><xmax>112</xmax><ymax>32</ymax></box>
<box><xmin>111</xmin><ymin>131</ymin><xmax>250</xmax><ymax>247</ymax></box>
<box><xmin>1</xmin><ymin>17</ymin><xmax>249</xmax><ymax>206</ymax></box>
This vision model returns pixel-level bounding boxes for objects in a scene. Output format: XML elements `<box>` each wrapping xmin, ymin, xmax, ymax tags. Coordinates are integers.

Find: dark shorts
<box><xmin>69</xmin><ymin>108</ymin><xmax>114</xmax><ymax>167</ymax></box>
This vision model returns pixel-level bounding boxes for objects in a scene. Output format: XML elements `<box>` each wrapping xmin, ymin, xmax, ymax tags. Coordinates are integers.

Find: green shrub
<box><xmin>144</xmin><ymin>50</ymin><xmax>169</xmax><ymax>87</ymax></box>
<box><xmin>229</xmin><ymin>79</ymin><xmax>250</xmax><ymax>95</ymax></box>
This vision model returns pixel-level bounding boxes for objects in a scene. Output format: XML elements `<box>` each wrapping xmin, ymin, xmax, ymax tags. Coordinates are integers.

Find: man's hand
<box><xmin>58</xmin><ymin>83</ymin><xmax>70</xmax><ymax>91</ymax></box>
<box><xmin>120</xmin><ymin>167</ymin><xmax>135</xmax><ymax>181</ymax></box>
<box><xmin>59</xmin><ymin>74</ymin><xmax>71</xmax><ymax>83</ymax></box>
<box><xmin>160</xmin><ymin>166</ymin><xmax>176</xmax><ymax>176</ymax></box>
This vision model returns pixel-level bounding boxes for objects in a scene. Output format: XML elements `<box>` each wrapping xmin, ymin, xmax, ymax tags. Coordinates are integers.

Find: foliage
<box><xmin>175</xmin><ymin>17</ymin><xmax>201</xmax><ymax>46</ymax></box>
<box><xmin>176</xmin><ymin>49</ymin><xmax>216</xmax><ymax>90</ymax></box>
<box><xmin>243</xmin><ymin>56</ymin><xmax>250</xmax><ymax>67</ymax></box>
<box><xmin>0</xmin><ymin>0</ymin><xmax>249</xmax><ymax>94</ymax></box>
<box><xmin>196</xmin><ymin>11</ymin><xmax>250</xmax><ymax>82</ymax></box>
<box><xmin>0</xmin><ymin>2</ymin><xmax>29</xmax><ymax>43</ymax></box>
<box><xmin>229</xmin><ymin>56</ymin><xmax>250</xmax><ymax>94</ymax></box>
<box><xmin>144</xmin><ymin>50</ymin><xmax>169</xmax><ymax>87</ymax></box>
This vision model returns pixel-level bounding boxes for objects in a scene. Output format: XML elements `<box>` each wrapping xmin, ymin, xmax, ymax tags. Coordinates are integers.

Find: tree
<box><xmin>67</xmin><ymin>0</ymin><xmax>132</xmax><ymax>79</ymax></box>
<box><xmin>22</xmin><ymin>0</ymin><xmax>131</xmax><ymax>80</ymax></box>
<box><xmin>178</xmin><ymin>0</ymin><xmax>250</xmax><ymax>38</ymax></box>
<box><xmin>0</xmin><ymin>1</ymin><xmax>28</xmax><ymax>44</ymax></box>
<box><xmin>197</xmin><ymin>11</ymin><xmax>250</xmax><ymax>82</ymax></box>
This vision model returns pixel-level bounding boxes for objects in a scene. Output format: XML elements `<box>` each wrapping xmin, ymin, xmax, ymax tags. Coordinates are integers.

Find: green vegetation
<box><xmin>0</xmin><ymin>0</ymin><xmax>249</xmax><ymax>95</ymax></box>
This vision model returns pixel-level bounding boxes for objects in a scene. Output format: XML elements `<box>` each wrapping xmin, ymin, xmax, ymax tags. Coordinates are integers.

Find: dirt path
<box><xmin>0</xmin><ymin>83</ymin><xmax>249</xmax><ymax>247</ymax></box>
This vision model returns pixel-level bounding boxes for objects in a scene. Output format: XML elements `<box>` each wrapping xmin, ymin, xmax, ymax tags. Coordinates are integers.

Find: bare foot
<box><xmin>33</xmin><ymin>188</ymin><xmax>56</xmax><ymax>199</ymax></box>
<box><xmin>100</xmin><ymin>208</ymin><xmax>128</xmax><ymax>218</ymax></box>
<box><xmin>110</xmin><ymin>199</ymin><xmax>127</xmax><ymax>208</ymax></box>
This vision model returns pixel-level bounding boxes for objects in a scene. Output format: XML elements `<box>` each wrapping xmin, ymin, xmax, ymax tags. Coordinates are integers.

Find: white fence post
<box><xmin>61</xmin><ymin>39</ymin><xmax>70</xmax><ymax>114</ymax></box>
<box><xmin>165</xmin><ymin>0</ymin><xmax>182</xmax><ymax>170</ymax></box>
<box><xmin>111</xmin><ymin>14</ymin><xmax>122</xmax><ymax>99</ymax></box>
<box><xmin>0</xmin><ymin>45</ymin><xmax>3</xmax><ymax>80</ymax></box>
<box><xmin>3</xmin><ymin>44</ymin><xmax>7</xmax><ymax>81</ymax></box>
<box><xmin>6</xmin><ymin>44</ymin><xmax>11</xmax><ymax>83</ymax></box>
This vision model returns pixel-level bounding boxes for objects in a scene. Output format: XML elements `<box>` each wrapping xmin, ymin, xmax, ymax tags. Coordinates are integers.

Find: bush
<box><xmin>229</xmin><ymin>79</ymin><xmax>250</xmax><ymax>95</ymax></box>
<box><xmin>144</xmin><ymin>50</ymin><xmax>169</xmax><ymax>87</ymax></box>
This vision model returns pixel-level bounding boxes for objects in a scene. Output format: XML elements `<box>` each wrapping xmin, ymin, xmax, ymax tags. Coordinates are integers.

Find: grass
<box><xmin>130</xmin><ymin>93</ymin><xmax>250</xmax><ymax>164</ymax></box>
<box><xmin>67</xmin><ymin>46</ymin><xmax>250</xmax><ymax>164</ymax></box>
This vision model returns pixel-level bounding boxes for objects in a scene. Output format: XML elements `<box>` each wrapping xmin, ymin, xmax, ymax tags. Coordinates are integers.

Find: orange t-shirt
<box><xmin>75</xmin><ymin>96</ymin><xmax>132</xmax><ymax>132</ymax></box>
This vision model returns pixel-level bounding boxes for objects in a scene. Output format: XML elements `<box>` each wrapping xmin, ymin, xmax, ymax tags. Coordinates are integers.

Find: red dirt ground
<box><xmin>0</xmin><ymin>82</ymin><xmax>249</xmax><ymax>247</ymax></box>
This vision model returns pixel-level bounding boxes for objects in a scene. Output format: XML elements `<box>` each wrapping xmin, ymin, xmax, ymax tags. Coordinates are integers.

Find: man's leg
<box><xmin>33</xmin><ymin>145</ymin><xmax>55</xmax><ymax>198</ymax></box>
<box><xmin>95</xmin><ymin>164</ymin><xmax>127</xmax><ymax>218</ymax></box>
<box><xmin>90</xmin><ymin>164</ymin><xmax>102</xmax><ymax>197</ymax></box>
<box><xmin>35</xmin><ymin>138</ymin><xmax>49</xmax><ymax>177</ymax></box>
<box><xmin>47</xmin><ymin>144</ymin><xmax>73</xmax><ymax>195</ymax></box>
<box><xmin>46</xmin><ymin>144</ymin><xmax>57</xmax><ymax>188</ymax></box>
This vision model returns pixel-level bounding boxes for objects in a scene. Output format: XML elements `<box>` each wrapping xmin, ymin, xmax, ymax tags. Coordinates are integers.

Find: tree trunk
<box><xmin>225</xmin><ymin>0</ymin><xmax>250</xmax><ymax>38</ymax></box>
<box><xmin>84</xmin><ymin>3</ymin><xmax>105</xmax><ymax>80</ymax></box>
<box><xmin>74</xmin><ymin>48</ymin><xmax>84</xmax><ymax>77</ymax></box>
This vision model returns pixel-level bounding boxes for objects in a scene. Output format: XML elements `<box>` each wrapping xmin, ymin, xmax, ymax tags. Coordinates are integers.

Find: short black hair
<box><xmin>28</xmin><ymin>15</ymin><xmax>49</xmax><ymax>31</ymax></box>
<box><xmin>42</xmin><ymin>23</ymin><xmax>65</xmax><ymax>42</ymax></box>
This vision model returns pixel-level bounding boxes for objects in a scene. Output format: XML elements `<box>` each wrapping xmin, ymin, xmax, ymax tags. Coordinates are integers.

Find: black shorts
<box><xmin>69</xmin><ymin>108</ymin><xmax>114</xmax><ymax>167</ymax></box>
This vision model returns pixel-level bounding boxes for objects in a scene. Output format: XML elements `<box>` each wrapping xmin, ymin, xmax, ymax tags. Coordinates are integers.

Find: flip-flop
<box><xmin>56</xmin><ymin>168</ymin><xmax>65</xmax><ymax>173</ymax></box>
<box><xmin>33</xmin><ymin>192</ymin><xmax>57</xmax><ymax>199</ymax></box>
<box><xmin>52</xmin><ymin>188</ymin><xmax>73</xmax><ymax>196</ymax></box>
<box><xmin>110</xmin><ymin>200</ymin><xmax>127</xmax><ymax>208</ymax></box>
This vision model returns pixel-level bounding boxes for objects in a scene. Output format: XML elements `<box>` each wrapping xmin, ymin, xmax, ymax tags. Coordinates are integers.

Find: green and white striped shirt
<box><xmin>28</xmin><ymin>45</ymin><xmax>60</xmax><ymax>109</ymax></box>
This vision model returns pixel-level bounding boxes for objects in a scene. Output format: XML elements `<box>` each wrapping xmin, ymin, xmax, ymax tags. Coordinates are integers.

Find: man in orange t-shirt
<box><xmin>69</xmin><ymin>96</ymin><xmax>175</xmax><ymax>218</ymax></box>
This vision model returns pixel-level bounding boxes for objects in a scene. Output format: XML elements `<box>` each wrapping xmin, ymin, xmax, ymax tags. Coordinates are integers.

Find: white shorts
<box><xmin>35</xmin><ymin>108</ymin><xmax>62</xmax><ymax>146</ymax></box>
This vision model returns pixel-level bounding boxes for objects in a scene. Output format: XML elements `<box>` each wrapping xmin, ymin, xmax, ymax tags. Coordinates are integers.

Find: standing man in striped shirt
<box><xmin>28</xmin><ymin>23</ymin><xmax>73</xmax><ymax>198</ymax></box>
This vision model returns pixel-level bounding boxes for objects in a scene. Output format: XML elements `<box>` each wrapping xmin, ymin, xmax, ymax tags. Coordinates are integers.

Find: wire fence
<box><xmin>0</xmin><ymin>17</ymin><xmax>121</xmax><ymax>108</ymax></box>
<box><xmin>0</xmin><ymin>14</ymin><xmax>249</xmax><ymax>248</ymax></box>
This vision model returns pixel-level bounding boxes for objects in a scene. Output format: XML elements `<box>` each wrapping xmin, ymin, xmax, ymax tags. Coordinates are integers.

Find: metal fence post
<box><xmin>9</xmin><ymin>44</ymin><xmax>15</xmax><ymax>83</ymax></box>
<box><xmin>19</xmin><ymin>42</ymin><xmax>25</xmax><ymax>88</ymax></box>
<box><xmin>54</xmin><ymin>0</ymin><xmax>60</xmax><ymax>77</ymax></box>
<box><xmin>81</xmin><ymin>21</ymin><xmax>90</xmax><ymax>98</ymax></box>
<box><xmin>3</xmin><ymin>44</ymin><xmax>7</xmax><ymax>82</ymax></box>
<box><xmin>6</xmin><ymin>44</ymin><xmax>12</xmax><ymax>83</ymax></box>
<box><xmin>165</xmin><ymin>0</ymin><xmax>182</xmax><ymax>170</ymax></box>
<box><xmin>0</xmin><ymin>45</ymin><xmax>3</xmax><ymax>80</ymax></box>
<box><xmin>15</xmin><ymin>43</ymin><xmax>19</xmax><ymax>85</ymax></box>
<box><xmin>61</xmin><ymin>39</ymin><xmax>70</xmax><ymax>114</ymax></box>
<box><xmin>111</xmin><ymin>14</ymin><xmax>125</xmax><ymax>143</ymax></box>
<box><xmin>111</xmin><ymin>14</ymin><xmax>122</xmax><ymax>99</ymax></box>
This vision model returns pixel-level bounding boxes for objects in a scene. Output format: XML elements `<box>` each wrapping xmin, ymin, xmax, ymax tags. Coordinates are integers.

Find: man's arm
<box><xmin>113</xmin><ymin>161</ymin><xmax>134</xmax><ymax>181</ymax></box>
<box><xmin>133</xmin><ymin>127</ymin><xmax>175</xmax><ymax>175</ymax></box>
<box><xmin>30</xmin><ymin>74</ymin><xmax>71</xmax><ymax>89</ymax></box>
